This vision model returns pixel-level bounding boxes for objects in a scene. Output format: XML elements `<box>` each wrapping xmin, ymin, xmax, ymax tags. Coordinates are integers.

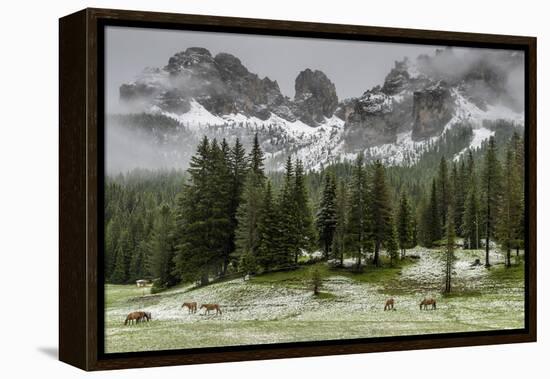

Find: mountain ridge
<box><xmin>110</xmin><ymin>46</ymin><xmax>524</xmax><ymax>173</ymax></box>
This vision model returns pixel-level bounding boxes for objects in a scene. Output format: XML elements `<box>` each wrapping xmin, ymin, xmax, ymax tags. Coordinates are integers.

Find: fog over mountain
<box><xmin>105</xmin><ymin>27</ymin><xmax>524</xmax><ymax>175</ymax></box>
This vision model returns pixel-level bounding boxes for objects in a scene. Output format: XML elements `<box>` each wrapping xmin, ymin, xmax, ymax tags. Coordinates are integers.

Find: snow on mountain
<box><xmin>111</xmin><ymin>47</ymin><xmax>525</xmax><ymax>172</ymax></box>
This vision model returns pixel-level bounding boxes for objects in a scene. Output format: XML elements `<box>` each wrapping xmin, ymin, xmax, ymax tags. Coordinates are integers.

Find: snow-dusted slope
<box><xmin>144</xmin><ymin>88</ymin><xmax>523</xmax><ymax>171</ymax></box>
<box><xmin>111</xmin><ymin>47</ymin><xmax>525</xmax><ymax>172</ymax></box>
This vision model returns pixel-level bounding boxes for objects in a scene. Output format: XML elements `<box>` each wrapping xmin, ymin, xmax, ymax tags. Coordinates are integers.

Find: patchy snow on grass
<box><xmin>105</xmin><ymin>247</ymin><xmax>525</xmax><ymax>353</ymax></box>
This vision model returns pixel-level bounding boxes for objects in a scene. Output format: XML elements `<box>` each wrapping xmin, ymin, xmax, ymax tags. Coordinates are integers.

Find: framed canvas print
<box><xmin>59</xmin><ymin>8</ymin><xmax>537</xmax><ymax>371</ymax></box>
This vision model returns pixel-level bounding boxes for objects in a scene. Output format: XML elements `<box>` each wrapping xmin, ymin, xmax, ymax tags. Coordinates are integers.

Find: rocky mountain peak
<box><xmin>411</xmin><ymin>81</ymin><xmax>454</xmax><ymax>141</ymax></box>
<box><xmin>294</xmin><ymin>69</ymin><xmax>339</xmax><ymax>126</ymax></box>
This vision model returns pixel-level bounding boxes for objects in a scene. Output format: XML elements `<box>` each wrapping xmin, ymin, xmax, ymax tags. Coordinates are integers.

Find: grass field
<box><xmin>104</xmin><ymin>247</ymin><xmax>525</xmax><ymax>353</ymax></box>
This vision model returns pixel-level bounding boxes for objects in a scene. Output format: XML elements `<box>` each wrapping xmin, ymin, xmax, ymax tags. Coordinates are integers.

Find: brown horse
<box><xmin>181</xmin><ymin>302</ymin><xmax>197</xmax><ymax>314</ymax></box>
<box><xmin>420</xmin><ymin>298</ymin><xmax>437</xmax><ymax>310</ymax></box>
<box><xmin>384</xmin><ymin>298</ymin><xmax>395</xmax><ymax>311</ymax></box>
<box><xmin>200</xmin><ymin>304</ymin><xmax>222</xmax><ymax>315</ymax></box>
<box><xmin>124</xmin><ymin>311</ymin><xmax>146</xmax><ymax>325</ymax></box>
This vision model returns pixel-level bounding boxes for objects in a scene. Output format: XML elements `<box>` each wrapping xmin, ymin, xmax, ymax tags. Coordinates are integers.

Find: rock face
<box><xmin>343</xmin><ymin>88</ymin><xmax>413</xmax><ymax>149</ymax></box>
<box><xmin>120</xmin><ymin>47</ymin><xmax>294</xmax><ymax>121</ymax></box>
<box><xmin>293</xmin><ymin>69</ymin><xmax>338</xmax><ymax>126</ymax></box>
<box><xmin>412</xmin><ymin>83</ymin><xmax>454</xmax><ymax>140</ymax></box>
<box><xmin>117</xmin><ymin>46</ymin><xmax>524</xmax><ymax>170</ymax></box>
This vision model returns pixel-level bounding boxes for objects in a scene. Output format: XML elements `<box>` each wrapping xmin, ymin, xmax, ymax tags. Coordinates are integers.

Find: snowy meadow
<box><xmin>105</xmin><ymin>248</ymin><xmax>524</xmax><ymax>353</ymax></box>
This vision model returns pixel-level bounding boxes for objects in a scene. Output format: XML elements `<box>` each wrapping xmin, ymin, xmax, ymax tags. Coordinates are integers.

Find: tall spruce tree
<box><xmin>369</xmin><ymin>161</ymin><xmax>393</xmax><ymax>267</ymax></box>
<box><xmin>437</xmin><ymin>157</ymin><xmax>450</xmax><ymax>231</ymax></box>
<box><xmin>234</xmin><ymin>134</ymin><xmax>267</xmax><ymax>266</ymax></box>
<box><xmin>105</xmin><ymin>215</ymin><xmax>122</xmax><ymax>279</ymax></box>
<box><xmin>210</xmin><ymin>139</ymin><xmax>233</xmax><ymax>275</ymax></box>
<box><xmin>228</xmin><ymin>138</ymin><xmax>249</xmax><ymax>267</ymax></box>
<box><xmin>510</xmin><ymin>131</ymin><xmax>525</xmax><ymax>256</ymax></box>
<box><xmin>497</xmin><ymin>143</ymin><xmax>522</xmax><ymax>267</ymax></box>
<box><xmin>462</xmin><ymin>150</ymin><xmax>480</xmax><ymax>249</ymax></box>
<box><xmin>174</xmin><ymin>136</ymin><xmax>229</xmax><ymax>285</ymax></box>
<box><xmin>234</xmin><ymin>171</ymin><xmax>265</xmax><ymax>266</ymax></box>
<box><xmin>481</xmin><ymin>136</ymin><xmax>501</xmax><ymax>267</ymax></box>
<box><xmin>347</xmin><ymin>154</ymin><xmax>369</xmax><ymax>267</ymax></box>
<box><xmin>421</xmin><ymin>179</ymin><xmax>441</xmax><ymax>248</ymax></box>
<box><xmin>444</xmin><ymin>206</ymin><xmax>456</xmax><ymax>293</ymax></box>
<box><xmin>293</xmin><ymin>159</ymin><xmax>315</xmax><ymax>263</ymax></box>
<box><xmin>386</xmin><ymin>219</ymin><xmax>399</xmax><ymax>267</ymax></box>
<box><xmin>149</xmin><ymin>204</ymin><xmax>177</xmax><ymax>288</ymax></box>
<box><xmin>463</xmin><ymin>188</ymin><xmax>480</xmax><ymax>249</ymax></box>
<box><xmin>397</xmin><ymin>191</ymin><xmax>413</xmax><ymax>258</ymax></box>
<box><xmin>256</xmin><ymin>181</ymin><xmax>280</xmax><ymax>271</ymax></box>
<box><xmin>250</xmin><ymin>133</ymin><xmax>266</xmax><ymax>182</ymax></box>
<box><xmin>316</xmin><ymin>173</ymin><xmax>337</xmax><ymax>260</ymax></box>
<box><xmin>111</xmin><ymin>229</ymin><xmax>131</xmax><ymax>284</ymax></box>
<box><xmin>452</xmin><ymin>161</ymin><xmax>465</xmax><ymax>236</ymax></box>
<box><xmin>278</xmin><ymin>157</ymin><xmax>298</xmax><ymax>267</ymax></box>
<box><xmin>333</xmin><ymin>180</ymin><xmax>349</xmax><ymax>266</ymax></box>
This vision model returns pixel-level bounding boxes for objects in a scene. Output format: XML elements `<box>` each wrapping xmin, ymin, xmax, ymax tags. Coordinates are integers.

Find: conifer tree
<box><xmin>421</xmin><ymin>179</ymin><xmax>440</xmax><ymax>248</ymax></box>
<box><xmin>481</xmin><ymin>136</ymin><xmax>501</xmax><ymax>267</ymax></box>
<box><xmin>129</xmin><ymin>240</ymin><xmax>148</xmax><ymax>282</ymax></box>
<box><xmin>174</xmin><ymin>136</ymin><xmax>220</xmax><ymax>285</ymax></box>
<box><xmin>386</xmin><ymin>220</ymin><xmax>399</xmax><ymax>267</ymax></box>
<box><xmin>463</xmin><ymin>188</ymin><xmax>480</xmax><ymax>249</ymax></box>
<box><xmin>437</xmin><ymin>157</ymin><xmax>450</xmax><ymax>230</ymax></box>
<box><xmin>444</xmin><ymin>206</ymin><xmax>456</xmax><ymax>293</ymax></box>
<box><xmin>497</xmin><ymin>143</ymin><xmax>522</xmax><ymax>267</ymax></box>
<box><xmin>149</xmin><ymin>204</ymin><xmax>177</xmax><ymax>288</ymax></box>
<box><xmin>257</xmin><ymin>181</ymin><xmax>280</xmax><ymax>271</ymax></box>
<box><xmin>332</xmin><ymin>180</ymin><xmax>349</xmax><ymax>267</ymax></box>
<box><xmin>397</xmin><ymin>191</ymin><xmax>413</xmax><ymax>258</ymax></box>
<box><xmin>369</xmin><ymin>161</ymin><xmax>393</xmax><ymax>267</ymax></box>
<box><xmin>510</xmin><ymin>131</ymin><xmax>525</xmax><ymax>256</ymax></box>
<box><xmin>452</xmin><ymin>162</ymin><xmax>465</xmax><ymax>236</ymax></box>
<box><xmin>347</xmin><ymin>154</ymin><xmax>369</xmax><ymax>268</ymax></box>
<box><xmin>316</xmin><ymin>173</ymin><xmax>337</xmax><ymax>260</ymax></box>
<box><xmin>250</xmin><ymin>133</ymin><xmax>266</xmax><ymax>182</ymax></box>
<box><xmin>111</xmin><ymin>229</ymin><xmax>131</xmax><ymax>283</ymax></box>
<box><xmin>234</xmin><ymin>170</ymin><xmax>265</xmax><ymax>265</ymax></box>
<box><xmin>293</xmin><ymin>159</ymin><xmax>315</xmax><ymax>263</ymax></box>
<box><xmin>228</xmin><ymin>138</ymin><xmax>248</xmax><ymax>262</ymax></box>
<box><xmin>210</xmin><ymin>138</ymin><xmax>233</xmax><ymax>275</ymax></box>
<box><xmin>105</xmin><ymin>215</ymin><xmax>122</xmax><ymax>279</ymax></box>
<box><xmin>278</xmin><ymin>157</ymin><xmax>298</xmax><ymax>267</ymax></box>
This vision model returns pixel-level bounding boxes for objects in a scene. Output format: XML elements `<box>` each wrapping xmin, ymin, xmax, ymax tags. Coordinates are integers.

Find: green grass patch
<box><xmin>250</xmin><ymin>263</ymin><xmax>330</xmax><ymax>285</ymax></box>
<box><xmin>441</xmin><ymin>290</ymin><xmax>483</xmax><ymax>299</ymax></box>
<box><xmin>488</xmin><ymin>262</ymin><xmax>524</xmax><ymax>282</ymax></box>
<box><xmin>331</xmin><ymin>257</ymin><xmax>414</xmax><ymax>285</ymax></box>
<box><xmin>314</xmin><ymin>291</ymin><xmax>337</xmax><ymax>300</ymax></box>
<box><xmin>105</xmin><ymin>284</ymin><xmax>152</xmax><ymax>308</ymax></box>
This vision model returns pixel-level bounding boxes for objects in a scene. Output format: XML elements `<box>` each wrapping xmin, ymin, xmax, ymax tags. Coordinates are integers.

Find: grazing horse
<box><xmin>124</xmin><ymin>311</ymin><xmax>146</xmax><ymax>325</ymax></box>
<box><xmin>384</xmin><ymin>298</ymin><xmax>395</xmax><ymax>311</ymax></box>
<box><xmin>200</xmin><ymin>304</ymin><xmax>222</xmax><ymax>315</ymax></box>
<box><xmin>181</xmin><ymin>302</ymin><xmax>197</xmax><ymax>314</ymax></box>
<box><xmin>139</xmin><ymin>312</ymin><xmax>152</xmax><ymax>322</ymax></box>
<box><xmin>420</xmin><ymin>298</ymin><xmax>437</xmax><ymax>310</ymax></box>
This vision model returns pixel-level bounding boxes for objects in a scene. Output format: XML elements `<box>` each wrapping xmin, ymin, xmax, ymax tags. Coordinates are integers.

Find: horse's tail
<box><xmin>124</xmin><ymin>318</ymin><xmax>128</xmax><ymax>325</ymax></box>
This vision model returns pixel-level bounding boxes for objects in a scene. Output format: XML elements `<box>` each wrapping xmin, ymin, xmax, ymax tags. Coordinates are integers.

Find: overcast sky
<box><xmin>105</xmin><ymin>26</ymin><xmax>446</xmax><ymax>112</ymax></box>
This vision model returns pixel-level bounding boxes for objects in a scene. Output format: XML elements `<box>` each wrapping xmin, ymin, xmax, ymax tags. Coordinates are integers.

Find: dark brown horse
<box><xmin>124</xmin><ymin>311</ymin><xmax>146</xmax><ymax>325</ymax></box>
<box><xmin>420</xmin><ymin>298</ymin><xmax>436</xmax><ymax>310</ymax></box>
<box><xmin>384</xmin><ymin>298</ymin><xmax>395</xmax><ymax>311</ymax></box>
<box><xmin>182</xmin><ymin>302</ymin><xmax>197</xmax><ymax>314</ymax></box>
<box><xmin>200</xmin><ymin>304</ymin><xmax>222</xmax><ymax>315</ymax></box>
<box><xmin>140</xmin><ymin>312</ymin><xmax>152</xmax><ymax>322</ymax></box>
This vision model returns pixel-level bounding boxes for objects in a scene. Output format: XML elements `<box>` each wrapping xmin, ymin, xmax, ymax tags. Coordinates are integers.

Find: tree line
<box><xmin>104</xmin><ymin>131</ymin><xmax>524</xmax><ymax>292</ymax></box>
